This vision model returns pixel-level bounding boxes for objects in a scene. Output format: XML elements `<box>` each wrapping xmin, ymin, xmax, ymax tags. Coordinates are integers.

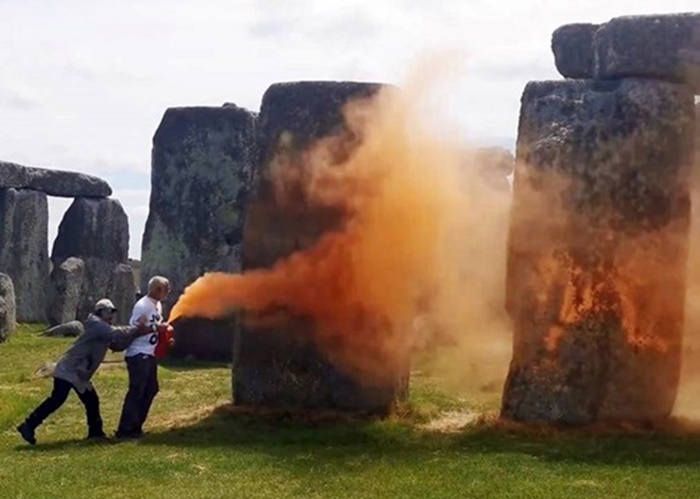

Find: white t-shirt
<box><xmin>125</xmin><ymin>295</ymin><xmax>163</xmax><ymax>357</ymax></box>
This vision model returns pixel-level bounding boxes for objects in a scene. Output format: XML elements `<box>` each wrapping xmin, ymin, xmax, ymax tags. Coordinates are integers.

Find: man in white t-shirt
<box><xmin>115</xmin><ymin>275</ymin><xmax>171</xmax><ymax>439</ymax></box>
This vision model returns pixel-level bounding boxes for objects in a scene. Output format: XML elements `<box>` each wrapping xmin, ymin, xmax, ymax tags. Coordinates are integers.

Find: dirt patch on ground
<box><xmin>418</xmin><ymin>410</ymin><xmax>482</xmax><ymax>433</ymax></box>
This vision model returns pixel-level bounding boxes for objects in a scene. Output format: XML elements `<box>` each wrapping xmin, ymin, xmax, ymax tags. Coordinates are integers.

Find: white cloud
<box><xmin>0</xmin><ymin>83</ymin><xmax>40</xmax><ymax>111</ymax></box>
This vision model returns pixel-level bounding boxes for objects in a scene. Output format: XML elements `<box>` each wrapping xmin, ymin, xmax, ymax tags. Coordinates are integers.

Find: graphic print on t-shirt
<box><xmin>148</xmin><ymin>312</ymin><xmax>161</xmax><ymax>345</ymax></box>
<box><xmin>125</xmin><ymin>297</ymin><xmax>163</xmax><ymax>357</ymax></box>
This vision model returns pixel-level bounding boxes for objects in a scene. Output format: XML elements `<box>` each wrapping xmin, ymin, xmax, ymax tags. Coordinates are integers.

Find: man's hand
<box><xmin>136</xmin><ymin>322</ymin><xmax>156</xmax><ymax>336</ymax></box>
<box><xmin>134</xmin><ymin>315</ymin><xmax>151</xmax><ymax>335</ymax></box>
<box><xmin>156</xmin><ymin>323</ymin><xmax>174</xmax><ymax>334</ymax></box>
<box><xmin>156</xmin><ymin>323</ymin><xmax>175</xmax><ymax>348</ymax></box>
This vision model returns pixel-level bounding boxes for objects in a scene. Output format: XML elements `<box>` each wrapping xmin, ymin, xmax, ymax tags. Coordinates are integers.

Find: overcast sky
<box><xmin>0</xmin><ymin>0</ymin><xmax>697</xmax><ymax>258</ymax></box>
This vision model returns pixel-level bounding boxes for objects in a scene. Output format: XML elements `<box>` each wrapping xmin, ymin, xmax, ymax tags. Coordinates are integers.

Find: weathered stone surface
<box><xmin>140</xmin><ymin>104</ymin><xmax>256</xmax><ymax>359</ymax></box>
<box><xmin>235</xmin><ymin>81</ymin><xmax>408</xmax><ymax>414</ymax></box>
<box><xmin>53</xmin><ymin>198</ymin><xmax>128</xmax><ymax>264</ymax></box>
<box><xmin>113</xmin><ymin>266</ymin><xmax>137</xmax><ymax>321</ymax></box>
<box><xmin>235</xmin><ymin>315</ymin><xmax>409</xmax><ymax>413</ymax></box>
<box><xmin>41</xmin><ymin>320</ymin><xmax>84</xmax><ymax>338</ymax></box>
<box><xmin>52</xmin><ymin>197</ymin><xmax>129</xmax><ymax>320</ymax></box>
<box><xmin>503</xmin><ymin>78</ymin><xmax>695</xmax><ymax>423</ymax></box>
<box><xmin>0</xmin><ymin>160</ymin><xmax>112</xmax><ymax>198</ymax></box>
<box><xmin>171</xmin><ymin>317</ymin><xmax>235</xmax><ymax>361</ymax></box>
<box><xmin>47</xmin><ymin>257</ymin><xmax>85</xmax><ymax>326</ymax></box>
<box><xmin>593</xmin><ymin>13</ymin><xmax>700</xmax><ymax>90</ymax></box>
<box><xmin>0</xmin><ymin>273</ymin><xmax>16</xmax><ymax>342</ymax></box>
<box><xmin>552</xmin><ymin>23</ymin><xmax>599</xmax><ymax>79</ymax></box>
<box><xmin>0</xmin><ymin>188</ymin><xmax>49</xmax><ymax>322</ymax></box>
<box><xmin>109</xmin><ymin>264</ymin><xmax>136</xmax><ymax>325</ymax></box>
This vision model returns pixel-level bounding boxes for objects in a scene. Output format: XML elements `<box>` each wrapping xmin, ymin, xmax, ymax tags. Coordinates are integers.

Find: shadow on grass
<box><xmin>15</xmin><ymin>405</ymin><xmax>700</xmax><ymax>468</ymax></box>
<box><xmin>133</xmin><ymin>405</ymin><xmax>700</xmax><ymax>467</ymax></box>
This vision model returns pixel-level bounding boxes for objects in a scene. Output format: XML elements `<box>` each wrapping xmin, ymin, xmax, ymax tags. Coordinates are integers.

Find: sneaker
<box><xmin>16</xmin><ymin>423</ymin><xmax>36</xmax><ymax>445</ymax></box>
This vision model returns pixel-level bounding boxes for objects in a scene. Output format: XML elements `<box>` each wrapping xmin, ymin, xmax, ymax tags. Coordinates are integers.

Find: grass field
<box><xmin>2</xmin><ymin>325</ymin><xmax>700</xmax><ymax>498</ymax></box>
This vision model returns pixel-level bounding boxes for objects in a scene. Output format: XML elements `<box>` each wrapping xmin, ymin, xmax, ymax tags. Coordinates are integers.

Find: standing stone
<box><xmin>0</xmin><ymin>188</ymin><xmax>49</xmax><ymax>323</ymax></box>
<box><xmin>52</xmin><ymin>197</ymin><xmax>129</xmax><ymax>320</ymax></box>
<box><xmin>0</xmin><ymin>273</ymin><xmax>16</xmax><ymax>342</ymax></box>
<box><xmin>109</xmin><ymin>264</ymin><xmax>137</xmax><ymax>325</ymax></box>
<box><xmin>171</xmin><ymin>317</ymin><xmax>236</xmax><ymax>361</ymax></box>
<box><xmin>141</xmin><ymin>104</ymin><xmax>256</xmax><ymax>359</ymax></box>
<box><xmin>47</xmin><ymin>257</ymin><xmax>85</xmax><ymax>326</ymax></box>
<box><xmin>551</xmin><ymin>23</ymin><xmax>599</xmax><ymax>79</ymax></box>
<box><xmin>503</xmin><ymin>78</ymin><xmax>695</xmax><ymax>424</ymax></box>
<box><xmin>235</xmin><ymin>81</ymin><xmax>408</xmax><ymax>414</ymax></box>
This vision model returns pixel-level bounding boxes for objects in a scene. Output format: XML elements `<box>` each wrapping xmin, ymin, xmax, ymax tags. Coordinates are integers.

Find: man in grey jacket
<box><xmin>16</xmin><ymin>299</ymin><xmax>151</xmax><ymax>445</ymax></box>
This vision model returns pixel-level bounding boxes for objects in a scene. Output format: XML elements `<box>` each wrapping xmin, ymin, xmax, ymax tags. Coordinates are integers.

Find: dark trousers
<box><xmin>116</xmin><ymin>354</ymin><xmax>159</xmax><ymax>435</ymax></box>
<box><xmin>25</xmin><ymin>378</ymin><xmax>103</xmax><ymax>435</ymax></box>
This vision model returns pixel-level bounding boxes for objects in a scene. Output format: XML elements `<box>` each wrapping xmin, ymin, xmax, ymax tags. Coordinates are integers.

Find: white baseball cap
<box><xmin>94</xmin><ymin>299</ymin><xmax>117</xmax><ymax>313</ymax></box>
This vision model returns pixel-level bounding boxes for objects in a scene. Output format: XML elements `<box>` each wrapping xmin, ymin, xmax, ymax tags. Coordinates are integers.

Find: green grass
<box><xmin>2</xmin><ymin>325</ymin><xmax>700</xmax><ymax>498</ymax></box>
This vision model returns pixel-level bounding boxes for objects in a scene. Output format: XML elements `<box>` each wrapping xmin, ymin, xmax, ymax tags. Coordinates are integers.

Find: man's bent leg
<box><xmin>25</xmin><ymin>378</ymin><xmax>72</xmax><ymax>429</ymax></box>
<box><xmin>18</xmin><ymin>378</ymin><xmax>73</xmax><ymax>444</ymax></box>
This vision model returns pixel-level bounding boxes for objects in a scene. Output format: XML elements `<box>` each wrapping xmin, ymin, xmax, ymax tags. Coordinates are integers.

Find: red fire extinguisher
<box><xmin>154</xmin><ymin>323</ymin><xmax>175</xmax><ymax>360</ymax></box>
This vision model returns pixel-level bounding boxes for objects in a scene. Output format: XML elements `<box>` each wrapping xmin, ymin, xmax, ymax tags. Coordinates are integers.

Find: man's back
<box><xmin>53</xmin><ymin>315</ymin><xmax>114</xmax><ymax>392</ymax></box>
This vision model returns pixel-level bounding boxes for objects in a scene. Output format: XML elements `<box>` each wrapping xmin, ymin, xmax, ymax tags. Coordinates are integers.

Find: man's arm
<box><xmin>89</xmin><ymin>316</ymin><xmax>150</xmax><ymax>352</ymax></box>
<box><xmin>108</xmin><ymin>323</ymin><xmax>152</xmax><ymax>352</ymax></box>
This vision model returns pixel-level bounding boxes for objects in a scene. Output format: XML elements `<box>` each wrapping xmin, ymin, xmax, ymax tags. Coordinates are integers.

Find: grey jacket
<box><xmin>52</xmin><ymin>314</ymin><xmax>144</xmax><ymax>393</ymax></box>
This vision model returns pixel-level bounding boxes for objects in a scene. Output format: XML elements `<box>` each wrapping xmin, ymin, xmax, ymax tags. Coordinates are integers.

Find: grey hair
<box><xmin>148</xmin><ymin>276</ymin><xmax>170</xmax><ymax>293</ymax></box>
